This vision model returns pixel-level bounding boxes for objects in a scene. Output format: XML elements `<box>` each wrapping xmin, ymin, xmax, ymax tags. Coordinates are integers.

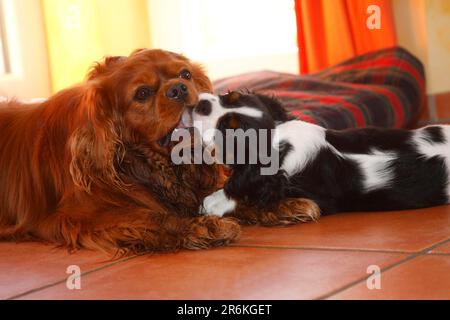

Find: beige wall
<box><xmin>394</xmin><ymin>0</ymin><xmax>450</xmax><ymax>95</ymax></box>
<box><xmin>393</xmin><ymin>0</ymin><xmax>428</xmax><ymax>68</ymax></box>
<box><xmin>147</xmin><ymin>0</ymin><xmax>299</xmax><ymax>81</ymax></box>
<box><xmin>43</xmin><ymin>0</ymin><xmax>151</xmax><ymax>92</ymax></box>
<box><xmin>425</xmin><ymin>0</ymin><xmax>450</xmax><ymax>94</ymax></box>
<box><xmin>0</xmin><ymin>0</ymin><xmax>51</xmax><ymax>99</ymax></box>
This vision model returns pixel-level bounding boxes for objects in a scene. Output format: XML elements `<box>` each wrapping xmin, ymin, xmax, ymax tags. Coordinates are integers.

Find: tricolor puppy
<box><xmin>189</xmin><ymin>91</ymin><xmax>450</xmax><ymax>217</ymax></box>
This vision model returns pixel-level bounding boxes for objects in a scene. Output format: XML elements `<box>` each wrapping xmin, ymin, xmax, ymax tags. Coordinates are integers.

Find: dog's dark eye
<box><xmin>179</xmin><ymin>69</ymin><xmax>192</xmax><ymax>80</ymax></box>
<box><xmin>134</xmin><ymin>86</ymin><xmax>154</xmax><ymax>102</ymax></box>
<box><xmin>224</xmin><ymin>91</ymin><xmax>242</xmax><ymax>104</ymax></box>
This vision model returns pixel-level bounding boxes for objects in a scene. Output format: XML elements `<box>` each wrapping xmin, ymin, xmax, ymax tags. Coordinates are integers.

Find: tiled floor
<box><xmin>1</xmin><ymin>205</ymin><xmax>449</xmax><ymax>300</ymax></box>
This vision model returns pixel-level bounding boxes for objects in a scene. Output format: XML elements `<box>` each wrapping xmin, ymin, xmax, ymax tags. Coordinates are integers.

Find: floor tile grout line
<box><xmin>316</xmin><ymin>237</ymin><xmax>450</xmax><ymax>300</ymax></box>
<box><xmin>314</xmin><ymin>254</ymin><xmax>420</xmax><ymax>300</ymax></box>
<box><xmin>7</xmin><ymin>254</ymin><xmax>143</xmax><ymax>300</ymax></box>
<box><xmin>234</xmin><ymin>244</ymin><xmax>450</xmax><ymax>256</ymax></box>
<box><xmin>231</xmin><ymin>244</ymin><xmax>418</xmax><ymax>255</ymax></box>
<box><xmin>9</xmin><ymin>237</ymin><xmax>450</xmax><ymax>300</ymax></box>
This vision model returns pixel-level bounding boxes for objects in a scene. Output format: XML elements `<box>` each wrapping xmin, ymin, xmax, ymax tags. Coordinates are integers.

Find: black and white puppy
<box><xmin>188</xmin><ymin>91</ymin><xmax>450</xmax><ymax>216</ymax></box>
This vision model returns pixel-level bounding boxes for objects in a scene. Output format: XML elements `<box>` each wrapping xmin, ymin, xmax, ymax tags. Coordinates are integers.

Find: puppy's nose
<box><xmin>166</xmin><ymin>83</ymin><xmax>189</xmax><ymax>101</ymax></box>
<box><xmin>195</xmin><ymin>100</ymin><xmax>212</xmax><ymax>116</ymax></box>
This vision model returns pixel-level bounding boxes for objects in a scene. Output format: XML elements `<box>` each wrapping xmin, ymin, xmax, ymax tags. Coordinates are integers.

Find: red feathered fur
<box><xmin>0</xmin><ymin>49</ymin><xmax>319</xmax><ymax>256</ymax></box>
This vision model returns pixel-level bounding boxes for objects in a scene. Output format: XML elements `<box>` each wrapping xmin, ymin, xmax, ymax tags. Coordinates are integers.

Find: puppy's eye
<box><xmin>134</xmin><ymin>86</ymin><xmax>154</xmax><ymax>102</ymax></box>
<box><xmin>179</xmin><ymin>69</ymin><xmax>192</xmax><ymax>80</ymax></box>
<box><xmin>225</xmin><ymin>91</ymin><xmax>242</xmax><ymax>104</ymax></box>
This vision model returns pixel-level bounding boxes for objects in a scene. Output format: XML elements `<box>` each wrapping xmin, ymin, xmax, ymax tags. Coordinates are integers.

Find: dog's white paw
<box><xmin>199</xmin><ymin>189</ymin><xmax>237</xmax><ymax>217</ymax></box>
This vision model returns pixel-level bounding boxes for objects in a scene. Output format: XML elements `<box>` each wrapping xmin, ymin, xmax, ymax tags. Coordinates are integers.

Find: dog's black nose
<box><xmin>166</xmin><ymin>83</ymin><xmax>188</xmax><ymax>101</ymax></box>
<box><xmin>195</xmin><ymin>100</ymin><xmax>212</xmax><ymax>116</ymax></box>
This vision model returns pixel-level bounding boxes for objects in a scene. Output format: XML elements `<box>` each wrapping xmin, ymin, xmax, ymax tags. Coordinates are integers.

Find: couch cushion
<box><xmin>213</xmin><ymin>47</ymin><xmax>425</xmax><ymax>129</ymax></box>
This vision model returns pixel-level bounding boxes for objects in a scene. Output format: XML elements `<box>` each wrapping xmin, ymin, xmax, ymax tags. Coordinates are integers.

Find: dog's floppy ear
<box><xmin>218</xmin><ymin>111</ymin><xmax>275</xmax><ymax>133</ymax></box>
<box><xmin>191</xmin><ymin>63</ymin><xmax>213</xmax><ymax>93</ymax></box>
<box><xmin>216</xmin><ymin>113</ymin><xmax>276</xmax><ymax>167</ymax></box>
<box><xmin>255</xmin><ymin>94</ymin><xmax>292</xmax><ymax>122</ymax></box>
<box><xmin>69</xmin><ymin>85</ymin><xmax>125</xmax><ymax>193</ymax></box>
<box><xmin>223</xmin><ymin>91</ymin><xmax>242</xmax><ymax>104</ymax></box>
<box><xmin>131</xmin><ymin>48</ymin><xmax>147</xmax><ymax>56</ymax></box>
<box><xmin>87</xmin><ymin>56</ymin><xmax>126</xmax><ymax>80</ymax></box>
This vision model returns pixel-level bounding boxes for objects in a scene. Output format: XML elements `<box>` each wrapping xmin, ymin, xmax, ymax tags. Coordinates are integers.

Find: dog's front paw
<box><xmin>200</xmin><ymin>189</ymin><xmax>237</xmax><ymax>217</ymax></box>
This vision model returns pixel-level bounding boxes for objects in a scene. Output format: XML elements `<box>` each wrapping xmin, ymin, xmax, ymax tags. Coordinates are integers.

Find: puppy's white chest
<box><xmin>200</xmin><ymin>189</ymin><xmax>237</xmax><ymax>217</ymax></box>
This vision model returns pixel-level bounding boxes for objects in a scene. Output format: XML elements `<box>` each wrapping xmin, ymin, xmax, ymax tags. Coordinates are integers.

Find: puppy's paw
<box><xmin>200</xmin><ymin>189</ymin><xmax>237</xmax><ymax>217</ymax></box>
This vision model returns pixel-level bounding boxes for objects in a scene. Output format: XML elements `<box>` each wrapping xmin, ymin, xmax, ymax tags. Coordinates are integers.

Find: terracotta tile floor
<box><xmin>1</xmin><ymin>205</ymin><xmax>449</xmax><ymax>300</ymax></box>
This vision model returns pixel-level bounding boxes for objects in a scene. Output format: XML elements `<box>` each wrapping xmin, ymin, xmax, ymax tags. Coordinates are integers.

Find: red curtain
<box><xmin>295</xmin><ymin>0</ymin><xmax>397</xmax><ymax>74</ymax></box>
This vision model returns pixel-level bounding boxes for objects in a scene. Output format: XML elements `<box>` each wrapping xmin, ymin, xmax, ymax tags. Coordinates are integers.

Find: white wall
<box><xmin>393</xmin><ymin>0</ymin><xmax>450</xmax><ymax>95</ymax></box>
<box><xmin>147</xmin><ymin>0</ymin><xmax>299</xmax><ymax>80</ymax></box>
<box><xmin>425</xmin><ymin>0</ymin><xmax>450</xmax><ymax>95</ymax></box>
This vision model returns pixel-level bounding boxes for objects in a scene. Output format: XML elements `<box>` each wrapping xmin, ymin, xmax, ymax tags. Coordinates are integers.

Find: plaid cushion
<box><xmin>213</xmin><ymin>47</ymin><xmax>425</xmax><ymax>129</ymax></box>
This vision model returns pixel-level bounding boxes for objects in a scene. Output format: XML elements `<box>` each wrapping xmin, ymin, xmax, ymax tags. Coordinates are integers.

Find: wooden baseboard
<box><xmin>419</xmin><ymin>91</ymin><xmax>450</xmax><ymax>125</ymax></box>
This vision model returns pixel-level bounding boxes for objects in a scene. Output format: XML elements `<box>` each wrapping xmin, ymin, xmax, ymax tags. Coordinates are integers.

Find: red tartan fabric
<box><xmin>213</xmin><ymin>47</ymin><xmax>425</xmax><ymax>129</ymax></box>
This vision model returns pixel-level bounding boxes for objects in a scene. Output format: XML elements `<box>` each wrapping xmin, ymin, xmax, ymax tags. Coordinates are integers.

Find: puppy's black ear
<box><xmin>256</xmin><ymin>94</ymin><xmax>292</xmax><ymax>122</ymax></box>
<box><xmin>216</xmin><ymin>113</ymin><xmax>276</xmax><ymax>167</ymax></box>
<box><xmin>218</xmin><ymin>113</ymin><xmax>243</xmax><ymax>131</ymax></box>
<box><xmin>225</xmin><ymin>166</ymin><xmax>288</xmax><ymax>211</ymax></box>
<box><xmin>218</xmin><ymin>112</ymin><xmax>275</xmax><ymax>132</ymax></box>
<box><xmin>223</xmin><ymin>91</ymin><xmax>242</xmax><ymax>104</ymax></box>
<box><xmin>215</xmin><ymin>113</ymin><xmax>244</xmax><ymax>166</ymax></box>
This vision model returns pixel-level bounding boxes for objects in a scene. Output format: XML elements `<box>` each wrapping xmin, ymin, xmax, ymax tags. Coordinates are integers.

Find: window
<box><xmin>147</xmin><ymin>0</ymin><xmax>299</xmax><ymax>80</ymax></box>
<box><xmin>0</xmin><ymin>0</ymin><xmax>9</xmax><ymax>75</ymax></box>
<box><xmin>0</xmin><ymin>0</ymin><xmax>50</xmax><ymax>99</ymax></box>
